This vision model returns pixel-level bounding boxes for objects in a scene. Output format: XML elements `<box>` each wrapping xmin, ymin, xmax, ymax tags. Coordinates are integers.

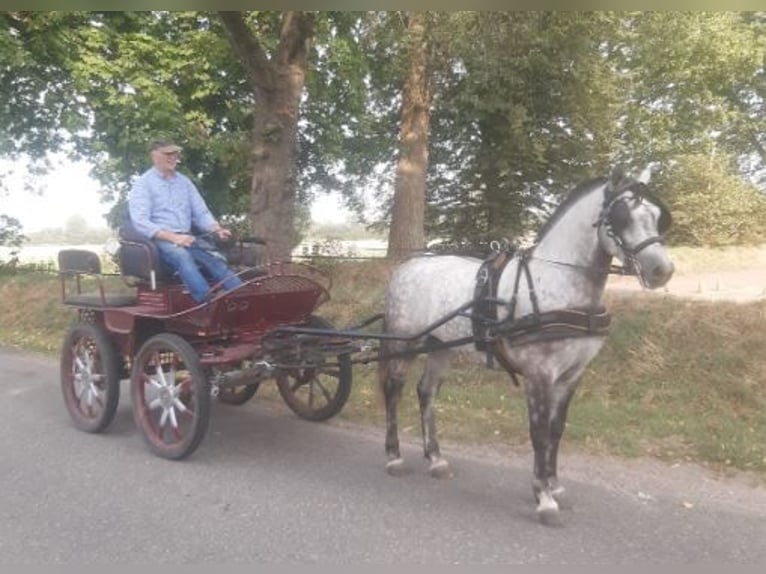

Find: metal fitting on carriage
<box><xmin>254</xmin><ymin>360</ymin><xmax>274</xmax><ymax>374</ymax></box>
<box><xmin>208</xmin><ymin>369</ymin><xmax>225</xmax><ymax>397</ymax></box>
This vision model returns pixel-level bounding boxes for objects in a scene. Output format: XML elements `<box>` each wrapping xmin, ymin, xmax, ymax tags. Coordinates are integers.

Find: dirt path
<box><xmin>607</xmin><ymin>267</ymin><xmax>766</xmax><ymax>302</ymax></box>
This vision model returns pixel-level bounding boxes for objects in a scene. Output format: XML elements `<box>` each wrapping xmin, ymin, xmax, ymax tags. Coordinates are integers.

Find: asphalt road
<box><xmin>1</xmin><ymin>346</ymin><xmax>765</xmax><ymax>564</ymax></box>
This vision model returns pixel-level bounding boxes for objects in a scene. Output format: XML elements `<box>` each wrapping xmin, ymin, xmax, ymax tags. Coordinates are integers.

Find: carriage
<box><xmin>57</xmin><ymin>166</ymin><xmax>674</xmax><ymax>525</ymax></box>
<box><xmin>57</xmin><ymin>229</ymin><xmax>355</xmax><ymax>460</ymax></box>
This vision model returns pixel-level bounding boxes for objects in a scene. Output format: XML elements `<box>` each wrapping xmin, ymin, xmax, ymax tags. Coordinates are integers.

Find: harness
<box><xmin>471</xmin><ymin>246</ymin><xmax>610</xmax><ymax>385</ymax></box>
<box><xmin>470</xmin><ymin>177</ymin><xmax>668</xmax><ymax>384</ymax></box>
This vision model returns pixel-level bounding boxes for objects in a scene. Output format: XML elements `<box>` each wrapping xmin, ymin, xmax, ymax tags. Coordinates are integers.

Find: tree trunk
<box><xmin>387</xmin><ymin>12</ymin><xmax>432</xmax><ymax>259</ymax></box>
<box><xmin>219</xmin><ymin>11</ymin><xmax>313</xmax><ymax>260</ymax></box>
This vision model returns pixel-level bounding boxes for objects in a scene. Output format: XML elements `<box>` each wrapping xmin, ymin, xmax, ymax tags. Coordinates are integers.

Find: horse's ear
<box><xmin>608</xmin><ymin>166</ymin><xmax>625</xmax><ymax>190</ymax></box>
<box><xmin>637</xmin><ymin>164</ymin><xmax>654</xmax><ymax>184</ymax></box>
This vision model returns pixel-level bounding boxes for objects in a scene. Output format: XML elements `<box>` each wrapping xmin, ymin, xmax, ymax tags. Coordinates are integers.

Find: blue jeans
<box><xmin>155</xmin><ymin>239</ymin><xmax>243</xmax><ymax>303</ymax></box>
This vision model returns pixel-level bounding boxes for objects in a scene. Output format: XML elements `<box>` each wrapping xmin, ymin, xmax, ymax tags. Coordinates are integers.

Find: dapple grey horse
<box><xmin>378</xmin><ymin>167</ymin><xmax>674</xmax><ymax>524</ymax></box>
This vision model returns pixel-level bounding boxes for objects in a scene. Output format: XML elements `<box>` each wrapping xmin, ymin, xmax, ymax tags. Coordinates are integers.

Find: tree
<box><xmin>3</xmin><ymin>11</ymin><xmax>766</xmax><ymax>253</ymax></box>
<box><xmin>0</xmin><ymin>11</ymin><xmax>384</xmax><ymax>257</ymax></box>
<box><xmin>387</xmin><ymin>12</ymin><xmax>432</xmax><ymax>258</ymax></box>
<box><xmin>0</xmin><ymin>214</ymin><xmax>24</xmax><ymax>255</ymax></box>
<box><xmin>217</xmin><ymin>12</ymin><xmax>314</xmax><ymax>259</ymax></box>
<box><xmin>658</xmin><ymin>153</ymin><xmax>766</xmax><ymax>246</ymax></box>
<box><xmin>615</xmin><ymin>12</ymin><xmax>766</xmax><ymax>174</ymax></box>
<box><xmin>426</xmin><ymin>12</ymin><xmax>624</xmax><ymax>245</ymax></box>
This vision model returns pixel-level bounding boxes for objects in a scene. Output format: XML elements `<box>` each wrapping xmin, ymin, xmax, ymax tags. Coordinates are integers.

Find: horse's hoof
<box><xmin>551</xmin><ymin>485</ymin><xmax>572</xmax><ymax>509</ymax></box>
<box><xmin>385</xmin><ymin>457</ymin><xmax>406</xmax><ymax>476</ymax></box>
<box><xmin>536</xmin><ymin>492</ymin><xmax>562</xmax><ymax>526</ymax></box>
<box><xmin>429</xmin><ymin>458</ymin><xmax>451</xmax><ymax>479</ymax></box>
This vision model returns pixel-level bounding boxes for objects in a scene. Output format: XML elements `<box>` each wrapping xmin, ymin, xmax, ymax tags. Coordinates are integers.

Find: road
<box><xmin>1</xmin><ymin>346</ymin><xmax>765</xmax><ymax>564</ymax></box>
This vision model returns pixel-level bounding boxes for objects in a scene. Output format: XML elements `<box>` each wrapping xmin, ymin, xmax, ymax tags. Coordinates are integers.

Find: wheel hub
<box><xmin>158</xmin><ymin>386</ymin><xmax>175</xmax><ymax>408</ymax></box>
<box><xmin>74</xmin><ymin>352</ymin><xmax>100</xmax><ymax>406</ymax></box>
<box><xmin>147</xmin><ymin>366</ymin><xmax>188</xmax><ymax>430</ymax></box>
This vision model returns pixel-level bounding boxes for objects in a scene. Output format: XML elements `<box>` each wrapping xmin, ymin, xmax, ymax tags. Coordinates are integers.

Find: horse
<box><xmin>377</xmin><ymin>166</ymin><xmax>674</xmax><ymax>525</ymax></box>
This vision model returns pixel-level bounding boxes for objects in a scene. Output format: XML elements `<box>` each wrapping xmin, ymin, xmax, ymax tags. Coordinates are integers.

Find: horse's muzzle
<box><xmin>643</xmin><ymin>259</ymin><xmax>674</xmax><ymax>289</ymax></box>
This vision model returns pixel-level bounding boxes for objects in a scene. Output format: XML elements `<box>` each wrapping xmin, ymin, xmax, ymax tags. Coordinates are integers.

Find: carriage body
<box><xmin>89</xmin><ymin>263</ymin><xmax>331</xmax><ymax>364</ymax></box>
<box><xmin>57</xmin><ymin>239</ymin><xmax>353</xmax><ymax>460</ymax></box>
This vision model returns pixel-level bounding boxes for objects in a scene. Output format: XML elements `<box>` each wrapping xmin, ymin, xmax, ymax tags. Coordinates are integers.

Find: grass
<box><xmin>2</xmin><ymin>249</ymin><xmax>766</xmax><ymax>481</ymax></box>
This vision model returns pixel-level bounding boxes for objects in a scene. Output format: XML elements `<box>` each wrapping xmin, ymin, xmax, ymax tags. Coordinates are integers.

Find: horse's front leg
<box><xmin>547</xmin><ymin>388</ymin><xmax>576</xmax><ymax>501</ymax></box>
<box><xmin>526</xmin><ymin>375</ymin><xmax>579</xmax><ymax>525</ymax></box>
<box><xmin>417</xmin><ymin>349</ymin><xmax>451</xmax><ymax>478</ymax></box>
<box><xmin>524</xmin><ymin>378</ymin><xmax>562</xmax><ymax>525</ymax></box>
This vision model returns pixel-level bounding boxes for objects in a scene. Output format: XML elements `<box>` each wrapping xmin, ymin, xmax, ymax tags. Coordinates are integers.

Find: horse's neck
<box><xmin>534</xmin><ymin>187</ymin><xmax>604</xmax><ymax>268</ymax></box>
<box><xmin>502</xmin><ymin>185</ymin><xmax>610</xmax><ymax>312</ymax></box>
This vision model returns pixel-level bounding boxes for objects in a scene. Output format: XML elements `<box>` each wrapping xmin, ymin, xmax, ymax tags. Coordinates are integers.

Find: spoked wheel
<box><xmin>217</xmin><ymin>383</ymin><xmax>260</xmax><ymax>406</ymax></box>
<box><xmin>60</xmin><ymin>323</ymin><xmax>121</xmax><ymax>433</ymax></box>
<box><xmin>275</xmin><ymin>316</ymin><xmax>352</xmax><ymax>422</ymax></box>
<box><xmin>130</xmin><ymin>333</ymin><xmax>210</xmax><ymax>460</ymax></box>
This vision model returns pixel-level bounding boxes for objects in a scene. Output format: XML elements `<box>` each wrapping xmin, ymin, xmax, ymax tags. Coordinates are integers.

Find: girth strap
<box><xmin>472</xmin><ymin>247</ymin><xmax>514</xmax><ymax>352</ymax></box>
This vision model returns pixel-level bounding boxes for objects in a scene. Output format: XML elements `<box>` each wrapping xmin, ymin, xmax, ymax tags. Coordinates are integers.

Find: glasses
<box><xmin>161</xmin><ymin>151</ymin><xmax>180</xmax><ymax>157</ymax></box>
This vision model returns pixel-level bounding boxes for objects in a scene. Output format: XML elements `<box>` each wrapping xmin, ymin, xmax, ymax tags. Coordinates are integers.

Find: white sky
<box><xmin>1</xmin><ymin>159</ymin><xmax>112</xmax><ymax>232</ymax></box>
<box><xmin>1</xmin><ymin>158</ymin><xmax>352</xmax><ymax>233</ymax></box>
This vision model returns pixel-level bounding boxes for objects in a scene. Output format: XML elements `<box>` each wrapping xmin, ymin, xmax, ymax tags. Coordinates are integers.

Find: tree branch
<box><xmin>217</xmin><ymin>11</ymin><xmax>275</xmax><ymax>93</ymax></box>
<box><xmin>276</xmin><ymin>11</ymin><xmax>315</xmax><ymax>67</ymax></box>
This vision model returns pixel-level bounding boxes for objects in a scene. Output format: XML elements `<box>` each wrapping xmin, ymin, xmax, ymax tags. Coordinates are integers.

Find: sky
<box><xmin>1</xmin><ymin>158</ymin><xmax>112</xmax><ymax>232</ymax></box>
<box><xmin>1</xmin><ymin>157</ymin><xmax>352</xmax><ymax>233</ymax></box>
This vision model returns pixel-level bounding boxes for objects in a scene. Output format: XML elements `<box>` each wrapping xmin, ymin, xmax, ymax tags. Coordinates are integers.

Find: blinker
<box><xmin>608</xmin><ymin>200</ymin><xmax>631</xmax><ymax>234</ymax></box>
<box><xmin>606</xmin><ymin>189</ymin><xmax>672</xmax><ymax>236</ymax></box>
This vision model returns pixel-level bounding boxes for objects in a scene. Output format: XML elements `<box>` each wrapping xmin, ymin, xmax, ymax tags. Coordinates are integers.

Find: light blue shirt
<box><xmin>128</xmin><ymin>167</ymin><xmax>217</xmax><ymax>239</ymax></box>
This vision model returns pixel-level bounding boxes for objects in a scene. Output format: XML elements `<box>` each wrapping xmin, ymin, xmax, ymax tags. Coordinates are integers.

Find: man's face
<box><xmin>151</xmin><ymin>149</ymin><xmax>180</xmax><ymax>173</ymax></box>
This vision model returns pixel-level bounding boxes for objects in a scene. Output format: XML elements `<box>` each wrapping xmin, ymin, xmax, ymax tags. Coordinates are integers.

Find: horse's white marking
<box><xmin>537</xmin><ymin>491</ymin><xmax>559</xmax><ymax>514</ymax></box>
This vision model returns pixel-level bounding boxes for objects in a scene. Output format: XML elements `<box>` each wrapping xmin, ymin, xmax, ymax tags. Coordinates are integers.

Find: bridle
<box><xmin>595</xmin><ymin>181</ymin><xmax>672</xmax><ymax>280</ymax></box>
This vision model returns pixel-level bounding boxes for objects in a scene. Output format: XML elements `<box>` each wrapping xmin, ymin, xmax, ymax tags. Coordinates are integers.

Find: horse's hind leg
<box><xmin>417</xmin><ymin>349</ymin><xmax>451</xmax><ymax>478</ymax></box>
<box><xmin>547</xmin><ymin>390</ymin><xmax>576</xmax><ymax>500</ymax></box>
<box><xmin>379</xmin><ymin>348</ymin><xmax>411</xmax><ymax>476</ymax></box>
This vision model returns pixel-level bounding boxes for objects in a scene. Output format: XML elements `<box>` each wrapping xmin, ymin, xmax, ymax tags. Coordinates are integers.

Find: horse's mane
<box><xmin>534</xmin><ymin>176</ymin><xmax>607</xmax><ymax>242</ymax></box>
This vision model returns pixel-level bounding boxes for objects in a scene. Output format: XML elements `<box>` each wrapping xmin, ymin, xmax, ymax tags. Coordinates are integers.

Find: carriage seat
<box><xmin>117</xmin><ymin>220</ymin><xmax>269</xmax><ymax>286</ymax></box>
<box><xmin>117</xmin><ymin>222</ymin><xmax>178</xmax><ymax>289</ymax></box>
<box><xmin>58</xmin><ymin>249</ymin><xmax>137</xmax><ymax>307</ymax></box>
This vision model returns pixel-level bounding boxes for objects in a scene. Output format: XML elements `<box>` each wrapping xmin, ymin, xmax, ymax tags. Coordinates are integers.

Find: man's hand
<box><xmin>155</xmin><ymin>229</ymin><xmax>195</xmax><ymax>247</ymax></box>
<box><xmin>213</xmin><ymin>227</ymin><xmax>233</xmax><ymax>241</ymax></box>
<box><xmin>173</xmin><ymin>232</ymin><xmax>195</xmax><ymax>247</ymax></box>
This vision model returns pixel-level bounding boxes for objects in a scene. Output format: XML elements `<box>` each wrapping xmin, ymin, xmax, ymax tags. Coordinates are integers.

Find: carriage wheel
<box><xmin>217</xmin><ymin>383</ymin><xmax>260</xmax><ymax>406</ymax></box>
<box><xmin>60</xmin><ymin>323</ymin><xmax>121</xmax><ymax>433</ymax></box>
<box><xmin>275</xmin><ymin>316</ymin><xmax>352</xmax><ymax>422</ymax></box>
<box><xmin>130</xmin><ymin>333</ymin><xmax>210</xmax><ymax>460</ymax></box>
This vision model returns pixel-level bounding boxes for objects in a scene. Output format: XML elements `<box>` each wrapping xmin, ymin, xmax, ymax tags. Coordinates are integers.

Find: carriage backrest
<box><xmin>58</xmin><ymin>249</ymin><xmax>102</xmax><ymax>276</ymax></box>
<box><xmin>117</xmin><ymin>219</ymin><xmax>176</xmax><ymax>286</ymax></box>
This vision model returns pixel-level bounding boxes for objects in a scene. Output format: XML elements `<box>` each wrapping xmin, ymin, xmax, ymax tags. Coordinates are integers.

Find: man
<box><xmin>128</xmin><ymin>138</ymin><xmax>243</xmax><ymax>303</ymax></box>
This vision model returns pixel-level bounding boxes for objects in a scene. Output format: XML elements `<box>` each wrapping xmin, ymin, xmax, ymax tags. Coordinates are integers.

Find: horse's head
<box><xmin>596</xmin><ymin>167</ymin><xmax>675</xmax><ymax>289</ymax></box>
